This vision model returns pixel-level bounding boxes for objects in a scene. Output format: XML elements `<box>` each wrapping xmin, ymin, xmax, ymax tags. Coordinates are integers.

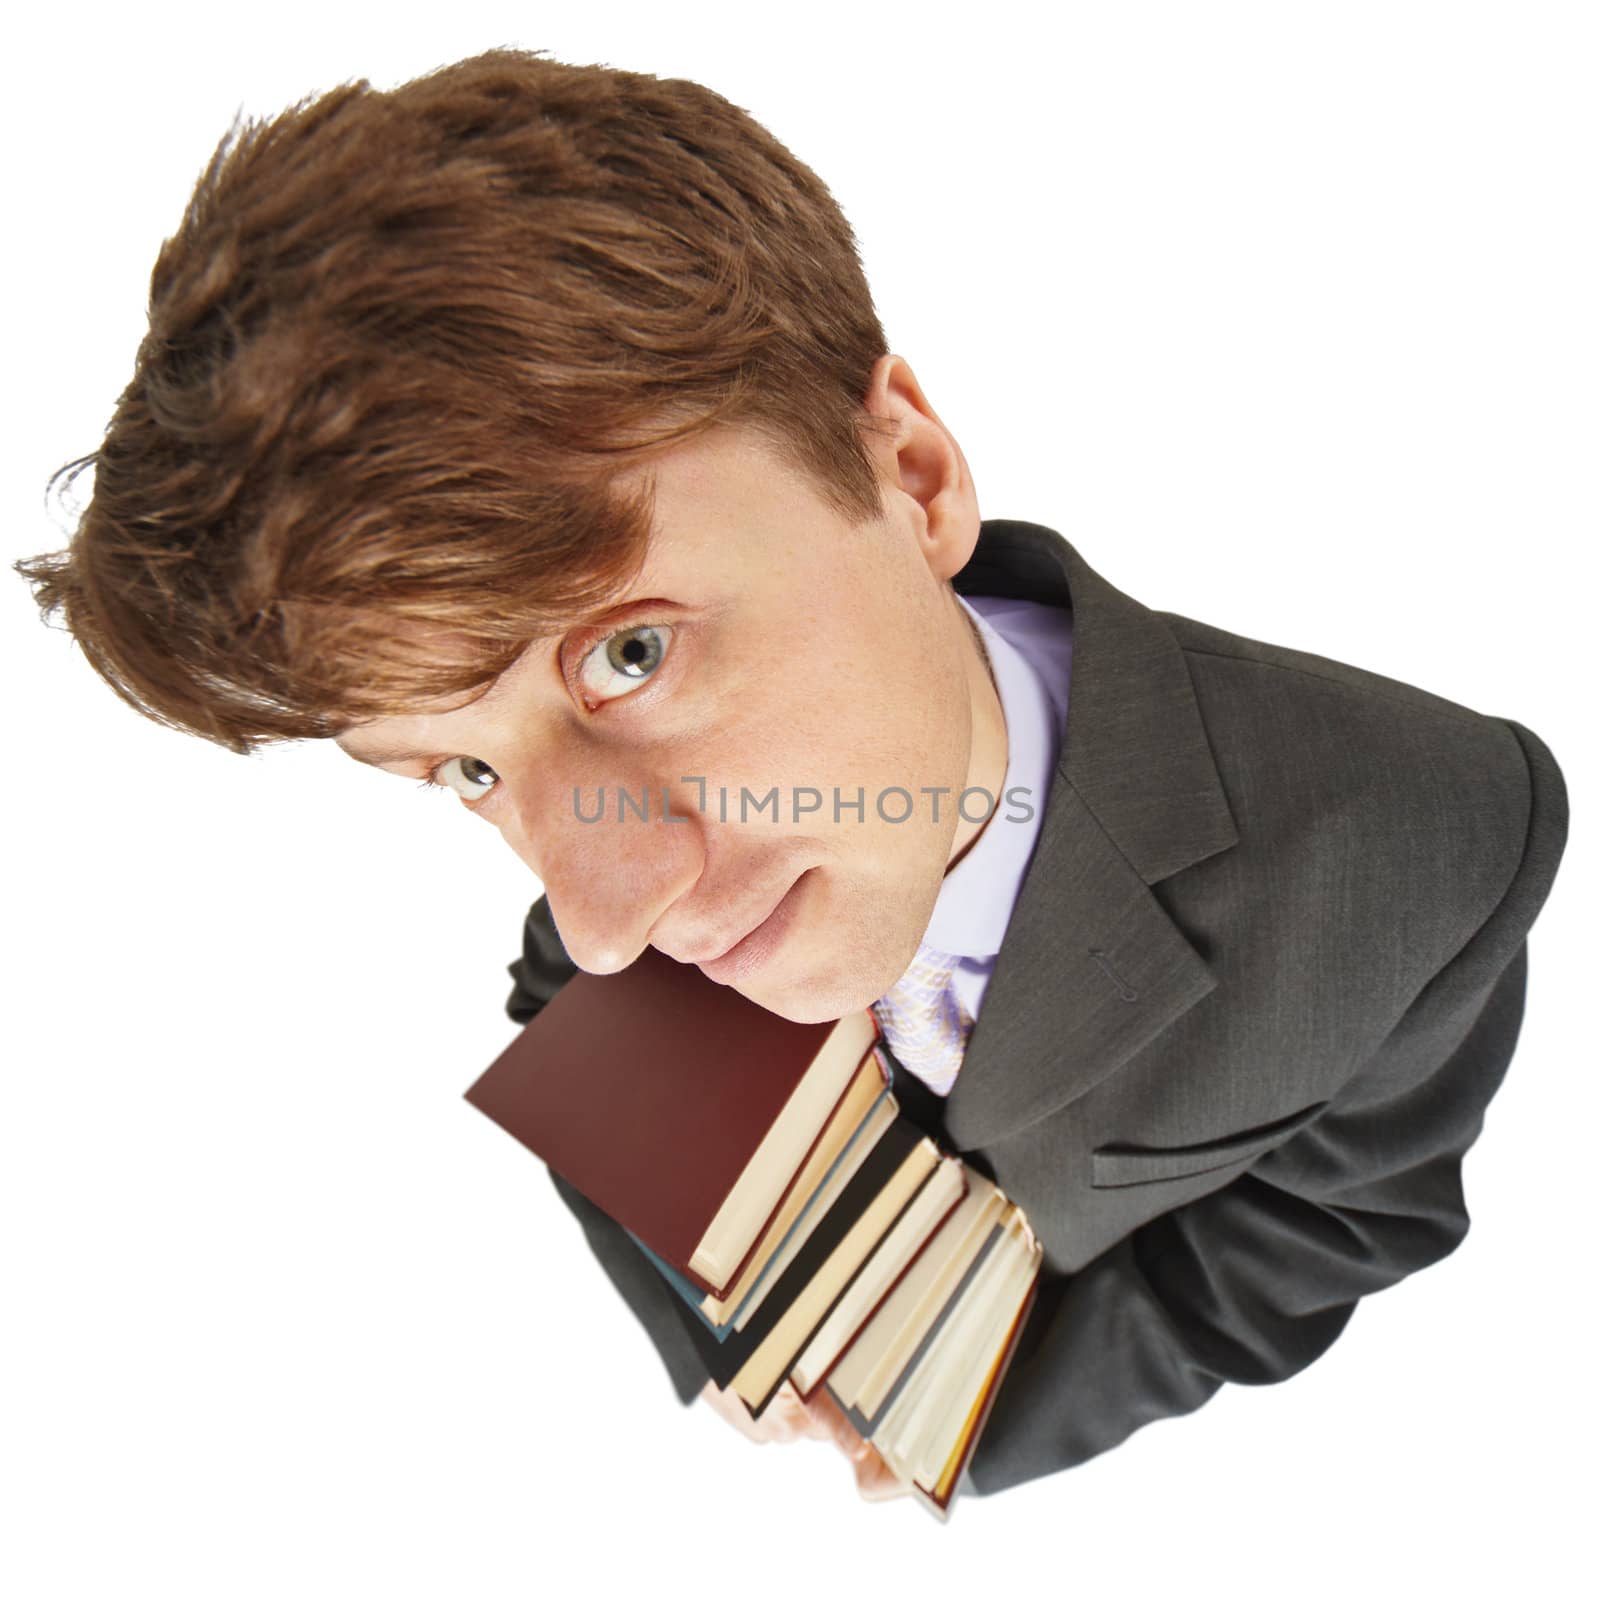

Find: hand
<box><xmin>698</xmin><ymin>1376</ymin><xmax>914</xmax><ymax>1502</ymax></box>
<box><xmin>697</xmin><ymin>1376</ymin><xmax>832</xmax><ymax>1445</ymax></box>
<box><xmin>799</xmin><ymin>1381</ymin><xmax>916</xmax><ymax>1503</ymax></box>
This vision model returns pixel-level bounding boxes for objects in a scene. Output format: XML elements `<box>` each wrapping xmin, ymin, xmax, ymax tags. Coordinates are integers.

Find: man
<box><xmin>493</xmin><ymin>417</ymin><xmax>1569</xmax><ymax>1501</ymax></box>
<box><xmin>14</xmin><ymin>49</ymin><xmax>1569</xmax><ymax>1503</ymax></box>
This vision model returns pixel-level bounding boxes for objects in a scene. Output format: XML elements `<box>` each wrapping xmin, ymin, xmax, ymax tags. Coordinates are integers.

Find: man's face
<box><xmin>336</xmin><ymin>400</ymin><xmax>1003</xmax><ymax>1024</ymax></box>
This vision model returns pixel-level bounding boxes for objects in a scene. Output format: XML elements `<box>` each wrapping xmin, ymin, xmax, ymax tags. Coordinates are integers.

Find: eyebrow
<box><xmin>335</xmin><ymin>741</ymin><xmax>452</xmax><ymax>771</ymax></box>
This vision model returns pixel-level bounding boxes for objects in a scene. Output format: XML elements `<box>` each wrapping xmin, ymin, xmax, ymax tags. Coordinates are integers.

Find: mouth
<box><xmin>697</xmin><ymin>869</ymin><xmax>814</xmax><ymax>985</ymax></box>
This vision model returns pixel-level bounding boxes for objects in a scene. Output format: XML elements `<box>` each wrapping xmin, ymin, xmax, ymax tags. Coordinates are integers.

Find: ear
<box><xmin>860</xmin><ymin>353</ymin><xmax>981</xmax><ymax>581</ymax></box>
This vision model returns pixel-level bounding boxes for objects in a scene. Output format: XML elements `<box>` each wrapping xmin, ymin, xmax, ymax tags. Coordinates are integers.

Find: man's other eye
<box><xmin>576</xmin><ymin>622</ymin><xmax>675</xmax><ymax>705</ymax></box>
<box><xmin>424</xmin><ymin>756</ymin><xmax>500</xmax><ymax>804</ymax></box>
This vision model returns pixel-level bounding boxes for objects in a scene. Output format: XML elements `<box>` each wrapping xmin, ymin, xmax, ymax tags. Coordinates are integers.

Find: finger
<box><xmin>774</xmin><ymin>1381</ymin><xmax>830</xmax><ymax>1439</ymax></box>
<box><xmin>764</xmin><ymin>1387</ymin><xmax>820</xmax><ymax>1443</ymax></box>
<box><xmin>796</xmin><ymin>1382</ymin><xmax>858</xmax><ymax>1448</ymax></box>
<box><xmin>705</xmin><ymin>1381</ymin><xmax>801</xmax><ymax>1444</ymax></box>
<box><xmin>708</xmin><ymin>1392</ymin><xmax>770</xmax><ymax>1443</ymax></box>
<box><xmin>854</xmin><ymin>1449</ymin><xmax>913</xmax><ymax>1502</ymax></box>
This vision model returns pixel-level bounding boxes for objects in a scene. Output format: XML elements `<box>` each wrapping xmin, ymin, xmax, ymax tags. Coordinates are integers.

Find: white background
<box><xmin>4</xmin><ymin>3</ymin><xmax>1593</xmax><ymax>1595</ymax></box>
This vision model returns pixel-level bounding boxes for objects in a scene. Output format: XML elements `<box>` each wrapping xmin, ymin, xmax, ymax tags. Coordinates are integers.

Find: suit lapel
<box><xmin>941</xmin><ymin>522</ymin><xmax>1240</xmax><ymax>1150</ymax></box>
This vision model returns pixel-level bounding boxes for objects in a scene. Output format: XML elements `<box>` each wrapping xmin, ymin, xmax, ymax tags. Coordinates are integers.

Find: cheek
<box><xmin>694</xmin><ymin>597</ymin><xmax>969</xmax><ymax>815</ymax></box>
<box><xmin>763</xmin><ymin>697</ymin><xmax>969</xmax><ymax>849</ymax></box>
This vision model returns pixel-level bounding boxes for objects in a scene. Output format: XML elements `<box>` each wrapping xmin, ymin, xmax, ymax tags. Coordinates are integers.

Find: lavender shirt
<box><xmin>913</xmin><ymin>592</ymin><xmax>1075</xmax><ymax>1093</ymax></box>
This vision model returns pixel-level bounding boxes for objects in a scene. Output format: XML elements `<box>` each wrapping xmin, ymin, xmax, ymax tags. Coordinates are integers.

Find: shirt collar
<box><xmin>922</xmin><ymin>595</ymin><xmax>1060</xmax><ymax>961</ymax></box>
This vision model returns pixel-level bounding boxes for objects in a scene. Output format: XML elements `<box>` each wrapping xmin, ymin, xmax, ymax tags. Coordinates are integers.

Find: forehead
<box><xmin>625</xmin><ymin>421</ymin><xmax>824</xmax><ymax>528</ymax></box>
<box><xmin>333</xmin><ymin>428</ymin><xmax>844</xmax><ymax>766</ymax></box>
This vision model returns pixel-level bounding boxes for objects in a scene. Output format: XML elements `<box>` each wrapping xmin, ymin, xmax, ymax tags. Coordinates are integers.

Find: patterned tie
<box><xmin>869</xmin><ymin>940</ymin><xmax>976</xmax><ymax>1098</ymax></box>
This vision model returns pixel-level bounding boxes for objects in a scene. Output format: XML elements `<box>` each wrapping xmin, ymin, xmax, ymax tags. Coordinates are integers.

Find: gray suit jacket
<box><xmin>504</xmin><ymin>519</ymin><xmax>1569</xmax><ymax>1497</ymax></box>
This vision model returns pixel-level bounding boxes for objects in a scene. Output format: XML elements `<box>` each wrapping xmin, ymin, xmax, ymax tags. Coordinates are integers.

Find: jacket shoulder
<box><xmin>1160</xmin><ymin>609</ymin><xmax>1502</xmax><ymax>728</ymax></box>
<box><xmin>1157</xmin><ymin>609</ymin><xmax>1563</xmax><ymax>993</ymax></box>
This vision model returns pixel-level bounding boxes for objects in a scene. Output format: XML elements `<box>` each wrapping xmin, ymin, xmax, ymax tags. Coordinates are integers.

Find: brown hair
<box><xmin>14</xmin><ymin>48</ymin><xmax>893</xmax><ymax>754</ymax></box>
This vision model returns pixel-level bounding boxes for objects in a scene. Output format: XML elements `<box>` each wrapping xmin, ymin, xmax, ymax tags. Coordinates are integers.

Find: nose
<box><xmin>500</xmin><ymin>757</ymin><xmax>705</xmax><ymax>974</ymax></box>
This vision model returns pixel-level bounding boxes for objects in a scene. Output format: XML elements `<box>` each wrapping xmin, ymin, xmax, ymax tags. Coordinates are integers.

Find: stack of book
<box><xmin>463</xmin><ymin>943</ymin><xmax>1040</xmax><ymax>1520</ymax></box>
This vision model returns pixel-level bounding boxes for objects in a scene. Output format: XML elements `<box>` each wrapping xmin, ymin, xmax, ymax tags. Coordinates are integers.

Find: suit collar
<box><xmin>937</xmin><ymin>521</ymin><xmax>1240</xmax><ymax>1149</ymax></box>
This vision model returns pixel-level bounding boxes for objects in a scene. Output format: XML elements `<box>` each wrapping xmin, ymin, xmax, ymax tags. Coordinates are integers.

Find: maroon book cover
<box><xmin>463</xmin><ymin>943</ymin><xmax>869</xmax><ymax>1296</ymax></box>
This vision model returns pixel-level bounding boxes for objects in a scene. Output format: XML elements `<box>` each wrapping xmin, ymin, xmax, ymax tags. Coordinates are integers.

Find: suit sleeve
<box><xmin>503</xmin><ymin>897</ymin><xmax>711</xmax><ymax>1405</ymax></box>
<box><xmin>965</xmin><ymin>716</ymin><xmax>1570</xmax><ymax>1497</ymax></box>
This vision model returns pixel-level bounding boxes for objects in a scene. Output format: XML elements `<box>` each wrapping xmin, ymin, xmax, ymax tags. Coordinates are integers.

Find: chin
<box><xmin>736</xmin><ymin>970</ymin><xmax>842</xmax><ymax>1025</ymax></box>
<box><xmin>741</xmin><ymin>946</ymin><xmax>901</xmax><ymax>1026</ymax></box>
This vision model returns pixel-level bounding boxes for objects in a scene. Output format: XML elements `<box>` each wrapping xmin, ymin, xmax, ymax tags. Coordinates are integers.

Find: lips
<box><xmin>662</xmin><ymin>877</ymin><xmax>794</xmax><ymax>964</ymax></box>
<box><xmin>696</xmin><ymin>870</ymin><xmax>812</xmax><ymax>984</ymax></box>
<box><xmin>698</xmin><ymin>882</ymin><xmax>791</xmax><ymax>961</ymax></box>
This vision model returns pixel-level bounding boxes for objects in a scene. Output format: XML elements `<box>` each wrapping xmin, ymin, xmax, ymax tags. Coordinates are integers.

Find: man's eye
<box><xmin>576</xmin><ymin>622</ymin><xmax>675</xmax><ymax>704</ymax></box>
<box><xmin>429</xmin><ymin>756</ymin><xmax>500</xmax><ymax>803</ymax></box>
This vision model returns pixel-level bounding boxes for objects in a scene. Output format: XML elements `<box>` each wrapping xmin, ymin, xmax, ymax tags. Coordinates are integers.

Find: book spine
<box><xmin>790</xmin><ymin>1162</ymin><xmax>968</xmax><ymax>1401</ymax></box>
<box><xmin>702</xmin><ymin>1039</ymin><xmax>890</xmax><ymax>1298</ymax></box>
